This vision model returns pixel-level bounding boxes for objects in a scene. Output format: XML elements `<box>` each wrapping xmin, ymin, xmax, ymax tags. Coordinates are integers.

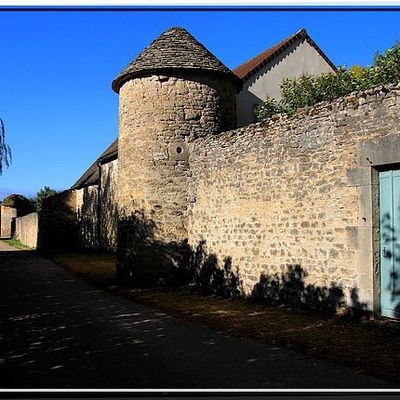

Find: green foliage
<box><xmin>0</xmin><ymin>118</ymin><xmax>11</xmax><ymax>175</ymax></box>
<box><xmin>255</xmin><ymin>98</ymin><xmax>294</xmax><ymax>121</ymax></box>
<box><xmin>1</xmin><ymin>194</ymin><xmax>35</xmax><ymax>216</ymax></box>
<box><xmin>257</xmin><ymin>40</ymin><xmax>400</xmax><ymax>122</ymax></box>
<box><xmin>373</xmin><ymin>42</ymin><xmax>400</xmax><ymax>84</ymax></box>
<box><xmin>35</xmin><ymin>186</ymin><xmax>57</xmax><ymax>211</ymax></box>
<box><xmin>5</xmin><ymin>238</ymin><xmax>31</xmax><ymax>250</ymax></box>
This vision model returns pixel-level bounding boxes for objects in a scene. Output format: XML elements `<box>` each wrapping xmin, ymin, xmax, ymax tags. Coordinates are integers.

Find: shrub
<box><xmin>257</xmin><ymin>40</ymin><xmax>400</xmax><ymax>122</ymax></box>
<box><xmin>1</xmin><ymin>194</ymin><xmax>35</xmax><ymax>216</ymax></box>
<box><xmin>255</xmin><ymin>97</ymin><xmax>294</xmax><ymax>121</ymax></box>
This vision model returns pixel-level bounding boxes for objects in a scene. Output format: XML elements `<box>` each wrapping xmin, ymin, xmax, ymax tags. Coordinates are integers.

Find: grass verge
<box><xmin>52</xmin><ymin>251</ymin><xmax>400</xmax><ymax>384</ymax></box>
<box><xmin>53</xmin><ymin>251</ymin><xmax>117</xmax><ymax>287</ymax></box>
<box><xmin>5</xmin><ymin>239</ymin><xmax>31</xmax><ymax>250</ymax></box>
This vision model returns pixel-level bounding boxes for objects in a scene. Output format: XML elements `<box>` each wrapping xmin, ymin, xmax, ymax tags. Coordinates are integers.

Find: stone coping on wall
<box><xmin>198</xmin><ymin>83</ymin><xmax>400</xmax><ymax>147</ymax></box>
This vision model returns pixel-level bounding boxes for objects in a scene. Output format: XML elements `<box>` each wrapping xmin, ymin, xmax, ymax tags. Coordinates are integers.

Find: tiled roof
<box><xmin>71</xmin><ymin>139</ymin><xmax>118</xmax><ymax>189</ymax></box>
<box><xmin>98</xmin><ymin>138</ymin><xmax>118</xmax><ymax>163</ymax></box>
<box><xmin>233</xmin><ymin>29</ymin><xmax>336</xmax><ymax>81</ymax></box>
<box><xmin>112</xmin><ymin>27</ymin><xmax>241</xmax><ymax>93</ymax></box>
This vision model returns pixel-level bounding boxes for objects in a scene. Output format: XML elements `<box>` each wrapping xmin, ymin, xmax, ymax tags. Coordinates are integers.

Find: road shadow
<box><xmin>0</xmin><ymin>249</ymin><xmax>394</xmax><ymax>388</ymax></box>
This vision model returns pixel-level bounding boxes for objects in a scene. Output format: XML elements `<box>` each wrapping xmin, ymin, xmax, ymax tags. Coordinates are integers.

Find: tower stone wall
<box><xmin>116</xmin><ymin>69</ymin><xmax>238</xmax><ymax>283</ymax></box>
<box><xmin>118</xmin><ymin>71</ymin><xmax>236</xmax><ymax>230</ymax></box>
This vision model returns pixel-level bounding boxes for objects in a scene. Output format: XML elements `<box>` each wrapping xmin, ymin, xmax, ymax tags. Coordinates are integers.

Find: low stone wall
<box><xmin>0</xmin><ymin>205</ymin><xmax>17</xmax><ymax>238</ymax></box>
<box><xmin>188</xmin><ymin>84</ymin><xmax>400</xmax><ymax>309</ymax></box>
<box><xmin>14</xmin><ymin>212</ymin><xmax>38</xmax><ymax>248</ymax></box>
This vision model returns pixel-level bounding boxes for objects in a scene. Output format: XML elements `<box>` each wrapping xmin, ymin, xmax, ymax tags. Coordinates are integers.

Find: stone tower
<box><xmin>112</xmin><ymin>27</ymin><xmax>241</xmax><ymax>284</ymax></box>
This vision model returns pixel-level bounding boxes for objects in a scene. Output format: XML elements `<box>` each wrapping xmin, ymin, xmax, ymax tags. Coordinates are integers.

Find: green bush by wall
<box><xmin>256</xmin><ymin>40</ymin><xmax>400</xmax><ymax>121</ymax></box>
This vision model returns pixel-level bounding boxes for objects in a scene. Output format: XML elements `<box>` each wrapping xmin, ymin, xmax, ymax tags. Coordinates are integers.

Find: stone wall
<box><xmin>76</xmin><ymin>185</ymin><xmax>99</xmax><ymax>249</ymax></box>
<box><xmin>188</xmin><ymin>84</ymin><xmax>400</xmax><ymax>309</ymax></box>
<box><xmin>14</xmin><ymin>212</ymin><xmax>38</xmax><ymax>248</ymax></box>
<box><xmin>100</xmin><ymin>159</ymin><xmax>118</xmax><ymax>251</ymax></box>
<box><xmin>0</xmin><ymin>205</ymin><xmax>17</xmax><ymax>238</ymax></box>
<box><xmin>38</xmin><ymin>190</ymin><xmax>78</xmax><ymax>251</ymax></box>
<box><xmin>117</xmin><ymin>71</ymin><xmax>237</xmax><ymax>283</ymax></box>
<box><xmin>74</xmin><ymin>159</ymin><xmax>118</xmax><ymax>251</ymax></box>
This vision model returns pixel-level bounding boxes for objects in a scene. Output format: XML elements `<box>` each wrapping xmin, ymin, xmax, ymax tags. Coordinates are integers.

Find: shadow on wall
<box><xmin>37</xmin><ymin>190</ymin><xmax>78</xmax><ymax>252</ymax></box>
<box><xmin>77</xmin><ymin>186</ymin><xmax>98</xmax><ymax>249</ymax></box>
<box><xmin>117</xmin><ymin>210</ymin><xmax>372</xmax><ymax>315</ymax></box>
<box><xmin>253</xmin><ymin>265</ymin><xmax>346</xmax><ymax>315</ymax></box>
<box><xmin>99</xmin><ymin>167</ymin><xmax>118</xmax><ymax>251</ymax></box>
<box><xmin>10</xmin><ymin>217</ymin><xmax>16</xmax><ymax>238</ymax></box>
<box><xmin>76</xmin><ymin>167</ymin><xmax>118</xmax><ymax>251</ymax></box>
<box><xmin>117</xmin><ymin>210</ymin><xmax>188</xmax><ymax>287</ymax></box>
<box><xmin>380</xmin><ymin>209</ymin><xmax>400</xmax><ymax>319</ymax></box>
<box><xmin>189</xmin><ymin>240</ymin><xmax>242</xmax><ymax>299</ymax></box>
<box><xmin>116</xmin><ymin>210</ymin><xmax>242</xmax><ymax>299</ymax></box>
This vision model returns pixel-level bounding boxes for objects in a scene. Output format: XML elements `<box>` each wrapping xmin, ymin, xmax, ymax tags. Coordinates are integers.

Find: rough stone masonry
<box><xmin>188</xmin><ymin>84</ymin><xmax>400</xmax><ymax>308</ymax></box>
<box><xmin>68</xmin><ymin>26</ymin><xmax>400</xmax><ymax>314</ymax></box>
<box><xmin>113</xmin><ymin>28</ymin><xmax>239</xmax><ymax>284</ymax></box>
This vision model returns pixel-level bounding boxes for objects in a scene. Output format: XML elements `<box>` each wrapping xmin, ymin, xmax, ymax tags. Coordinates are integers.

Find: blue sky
<box><xmin>0</xmin><ymin>8</ymin><xmax>399</xmax><ymax>199</ymax></box>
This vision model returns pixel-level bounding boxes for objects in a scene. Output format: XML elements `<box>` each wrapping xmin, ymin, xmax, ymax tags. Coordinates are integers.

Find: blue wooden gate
<box><xmin>379</xmin><ymin>169</ymin><xmax>400</xmax><ymax>318</ymax></box>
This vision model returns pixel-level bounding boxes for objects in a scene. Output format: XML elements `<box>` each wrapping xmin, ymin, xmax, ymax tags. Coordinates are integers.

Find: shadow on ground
<box><xmin>0</xmin><ymin>248</ymin><xmax>393</xmax><ymax>388</ymax></box>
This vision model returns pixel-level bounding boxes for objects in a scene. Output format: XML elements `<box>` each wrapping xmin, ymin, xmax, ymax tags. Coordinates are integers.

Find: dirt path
<box><xmin>0</xmin><ymin>244</ymin><xmax>395</xmax><ymax>389</ymax></box>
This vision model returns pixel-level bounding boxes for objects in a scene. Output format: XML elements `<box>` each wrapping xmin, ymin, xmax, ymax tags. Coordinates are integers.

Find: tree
<box><xmin>1</xmin><ymin>194</ymin><xmax>35</xmax><ymax>217</ymax></box>
<box><xmin>35</xmin><ymin>186</ymin><xmax>57</xmax><ymax>211</ymax></box>
<box><xmin>0</xmin><ymin>118</ymin><xmax>11</xmax><ymax>175</ymax></box>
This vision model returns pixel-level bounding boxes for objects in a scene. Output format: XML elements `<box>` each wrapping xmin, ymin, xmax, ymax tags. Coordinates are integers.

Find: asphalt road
<box><xmin>0</xmin><ymin>240</ymin><xmax>396</xmax><ymax>389</ymax></box>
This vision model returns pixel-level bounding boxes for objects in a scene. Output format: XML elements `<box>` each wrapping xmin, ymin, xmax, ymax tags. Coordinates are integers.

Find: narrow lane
<box><xmin>0</xmin><ymin>241</ymin><xmax>394</xmax><ymax>388</ymax></box>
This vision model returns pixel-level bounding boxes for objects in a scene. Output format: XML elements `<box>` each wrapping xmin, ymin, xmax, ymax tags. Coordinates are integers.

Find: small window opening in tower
<box><xmin>176</xmin><ymin>146</ymin><xmax>183</xmax><ymax>154</ymax></box>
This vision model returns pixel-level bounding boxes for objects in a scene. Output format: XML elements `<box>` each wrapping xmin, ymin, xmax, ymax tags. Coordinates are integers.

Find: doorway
<box><xmin>379</xmin><ymin>169</ymin><xmax>400</xmax><ymax>318</ymax></box>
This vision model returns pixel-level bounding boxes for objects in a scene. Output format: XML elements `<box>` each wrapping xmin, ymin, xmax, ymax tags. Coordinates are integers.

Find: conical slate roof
<box><xmin>112</xmin><ymin>27</ymin><xmax>241</xmax><ymax>93</ymax></box>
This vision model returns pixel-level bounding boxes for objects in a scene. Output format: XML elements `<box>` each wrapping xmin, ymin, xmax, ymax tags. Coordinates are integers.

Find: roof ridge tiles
<box><xmin>233</xmin><ymin>29</ymin><xmax>304</xmax><ymax>76</ymax></box>
<box><xmin>233</xmin><ymin>28</ymin><xmax>336</xmax><ymax>81</ymax></box>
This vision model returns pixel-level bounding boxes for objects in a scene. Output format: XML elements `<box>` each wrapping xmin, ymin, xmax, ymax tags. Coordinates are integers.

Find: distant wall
<box><xmin>189</xmin><ymin>84</ymin><xmax>400</xmax><ymax>309</ymax></box>
<box><xmin>74</xmin><ymin>159</ymin><xmax>118</xmax><ymax>251</ymax></box>
<box><xmin>100</xmin><ymin>159</ymin><xmax>118</xmax><ymax>251</ymax></box>
<box><xmin>14</xmin><ymin>212</ymin><xmax>38</xmax><ymax>248</ymax></box>
<box><xmin>76</xmin><ymin>185</ymin><xmax>99</xmax><ymax>249</ymax></box>
<box><xmin>0</xmin><ymin>205</ymin><xmax>17</xmax><ymax>238</ymax></box>
<box><xmin>38</xmin><ymin>190</ymin><xmax>78</xmax><ymax>251</ymax></box>
<box><xmin>236</xmin><ymin>39</ymin><xmax>335</xmax><ymax>127</ymax></box>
